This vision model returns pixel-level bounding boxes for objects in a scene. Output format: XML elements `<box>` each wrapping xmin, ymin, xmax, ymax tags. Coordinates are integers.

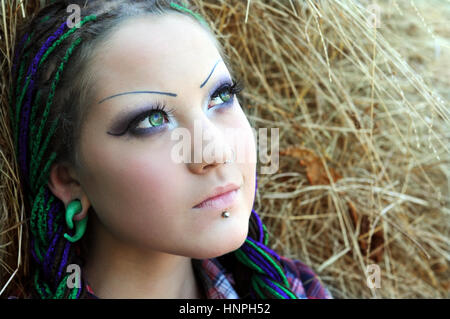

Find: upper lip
<box><xmin>193</xmin><ymin>183</ymin><xmax>241</xmax><ymax>208</ymax></box>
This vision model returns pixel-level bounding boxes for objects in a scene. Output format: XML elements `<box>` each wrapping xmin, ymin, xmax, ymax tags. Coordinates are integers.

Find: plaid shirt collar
<box><xmin>85</xmin><ymin>256</ymin><xmax>332</xmax><ymax>299</ymax></box>
<box><xmin>191</xmin><ymin>256</ymin><xmax>333</xmax><ymax>299</ymax></box>
<box><xmin>191</xmin><ymin>258</ymin><xmax>239</xmax><ymax>299</ymax></box>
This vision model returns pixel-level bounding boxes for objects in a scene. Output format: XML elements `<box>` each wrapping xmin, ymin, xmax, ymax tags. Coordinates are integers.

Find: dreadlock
<box><xmin>9</xmin><ymin>0</ymin><xmax>298</xmax><ymax>299</ymax></box>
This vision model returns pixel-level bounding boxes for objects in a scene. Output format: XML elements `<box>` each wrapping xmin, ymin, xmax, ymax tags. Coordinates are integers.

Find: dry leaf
<box><xmin>281</xmin><ymin>146</ymin><xmax>342</xmax><ymax>185</ymax></box>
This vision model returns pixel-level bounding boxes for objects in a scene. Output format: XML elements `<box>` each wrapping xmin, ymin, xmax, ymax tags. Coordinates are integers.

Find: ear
<box><xmin>47</xmin><ymin>161</ymin><xmax>91</xmax><ymax>221</ymax></box>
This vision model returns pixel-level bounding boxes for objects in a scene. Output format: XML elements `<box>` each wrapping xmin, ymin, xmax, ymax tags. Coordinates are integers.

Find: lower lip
<box><xmin>193</xmin><ymin>188</ymin><xmax>240</xmax><ymax>210</ymax></box>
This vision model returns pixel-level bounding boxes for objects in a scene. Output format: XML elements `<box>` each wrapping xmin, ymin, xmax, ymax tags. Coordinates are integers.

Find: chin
<box><xmin>188</xmin><ymin>220</ymin><xmax>249</xmax><ymax>259</ymax></box>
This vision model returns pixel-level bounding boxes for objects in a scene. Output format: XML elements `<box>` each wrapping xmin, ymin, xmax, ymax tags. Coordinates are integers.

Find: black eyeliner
<box><xmin>107</xmin><ymin>101</ymin><xmax>171</xmax><ymax>136</ymax></box>
<box><xmin>128</xmin><ymin>103</ymin><xmax>174</xmax><ymax>136</ymax></box>
<box><xmin>208</xmin><ymin>76</ymin><xmax>233</xmax><ymax>99</ymax></box>
<box><xmin>108</xmin><ymin>77</ymin><xmax>245</xmax><ymax>137</ymax></box>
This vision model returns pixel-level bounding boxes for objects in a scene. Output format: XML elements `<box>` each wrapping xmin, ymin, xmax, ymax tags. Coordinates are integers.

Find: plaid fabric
<box><xmin>190</xmin><ymin>256</ymin><xmax>332</xmax><ymax>299</ymax></box>
<box><xmin>85</xmin><ymin>255</ymin><xmax>332</xmax><ymax>299</ymax></box>
<box><xmin>280</xmin><ymin>256</ymin><xmax>333</xmax><ymax>299</ymax></box>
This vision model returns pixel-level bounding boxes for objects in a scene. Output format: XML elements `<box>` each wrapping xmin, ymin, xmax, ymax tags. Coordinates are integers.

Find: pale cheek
<box><xmin>118</xmin><ymin>152</ymin><xmax>181</xmax><ymax>208</ymax></box>
<box><xmin>80</xmin><ymin>139</ymin><xmax>184</xmax><ymax>243</ymax></box>
<box><xmin>242</xmin><ymin>135</ymin><xmax>257</xmax><ymax>214</ymax></box>
<box><xmin>234</xmin><ymin>108</ymin><xmax>257</xmax><ymax>208</ymax></box>
<box><xmin>122</xmin><ymin>160</ymin><xmax>176</xmax><ymax>211</ymax></box>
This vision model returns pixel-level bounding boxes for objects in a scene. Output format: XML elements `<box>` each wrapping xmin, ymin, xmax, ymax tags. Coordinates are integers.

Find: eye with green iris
<box><xmin>208</xmin><ymin>85</ymin><xmax>235</xmax><ymax>109</ymax></box>
<box><xmin>219</xmin><ymin>90</ymin><xmax>231</xmax><ymax>102</ymax></box>
<box><xmin>128</xmin><ymin>79</ymin><xmax>244</xmax><ymax>137</ymax></box>
<box><xmin>129</xmin><ymin>102</ymin><xmax>175</xmax><ymax>136</ymax></box>
<box><xmin>139</xmin><ymin>112</ymin><xmax>164</xmax><ymax>128</ymax></box>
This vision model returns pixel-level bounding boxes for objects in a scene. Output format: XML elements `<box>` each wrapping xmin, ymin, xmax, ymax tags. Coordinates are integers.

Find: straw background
<box><xmin>1</xmin><ymin>0</ymin><xmax>449</xmax><ymax>298</ymax></box>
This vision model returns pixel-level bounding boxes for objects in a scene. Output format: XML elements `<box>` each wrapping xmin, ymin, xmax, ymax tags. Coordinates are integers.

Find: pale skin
<box><xmin>48</xmin><ymin>12</ymin><xmax>257</xmax><ymax>298</ymax></box>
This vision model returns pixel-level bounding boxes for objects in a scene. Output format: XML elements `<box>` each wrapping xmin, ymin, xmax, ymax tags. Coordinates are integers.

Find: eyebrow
<box><xmin>199</xmin><ymin>59</ymin><xmax>221</xmax><ymax>88</ymax></box>
<box><xmin>98</xmin><ymin>91</ymin><xmax>176</xmax><ymax>104</ymax></box>
<box><xmin>98</xmin><ymin>59</ymin><xmax>222</xmax><ymax>104</ymax></box>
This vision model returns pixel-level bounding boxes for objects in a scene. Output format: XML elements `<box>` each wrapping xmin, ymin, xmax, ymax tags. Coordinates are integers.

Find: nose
<box><xmin>186</xmin><ymin>118</ymin><xmax>234</xmax><ymax>174</ymax></box>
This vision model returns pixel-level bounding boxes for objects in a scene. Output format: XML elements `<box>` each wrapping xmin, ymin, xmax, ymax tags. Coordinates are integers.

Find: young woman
<box><xmin>6</xmin><ymin>0</ymin><xmax>332</xmax><ymax>299</ymax></box>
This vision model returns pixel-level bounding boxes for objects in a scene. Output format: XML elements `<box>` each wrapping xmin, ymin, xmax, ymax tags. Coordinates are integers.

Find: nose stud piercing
<box><xmin>224</xmin><ymin>149</ymin><xmax>235</xmax><ymax>164</ymax></box>
<box><xmin>222</xmin><ymin>211</ymin><xmax>230</xmax><ymax>218</ymax></box>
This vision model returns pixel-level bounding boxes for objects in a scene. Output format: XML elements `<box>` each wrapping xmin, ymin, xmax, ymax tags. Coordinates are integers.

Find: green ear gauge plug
<box><xmin>63</xmin><ymin>199</ymin><xmax>88</xmax><ymax>243</ymax></box>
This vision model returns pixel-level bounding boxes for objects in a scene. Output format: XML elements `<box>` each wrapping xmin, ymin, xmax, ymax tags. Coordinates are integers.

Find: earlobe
<box><xmin>72</xmin><ymin>195</ymin><xmax>90</xmax><ymax>221</ymax></box>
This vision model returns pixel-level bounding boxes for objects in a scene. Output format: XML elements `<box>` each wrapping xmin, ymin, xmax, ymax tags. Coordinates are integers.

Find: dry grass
<box><xmin>1</xmin><ymin>0</ymin><xmax>449</xmax><ymax>298</ymax></box>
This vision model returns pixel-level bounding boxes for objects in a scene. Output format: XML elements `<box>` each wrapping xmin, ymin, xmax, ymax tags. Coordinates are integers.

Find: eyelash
<box><xmin>127</xmin><ymin>79</ymin><xmax>245</xmax><ymax>137</ymax></box>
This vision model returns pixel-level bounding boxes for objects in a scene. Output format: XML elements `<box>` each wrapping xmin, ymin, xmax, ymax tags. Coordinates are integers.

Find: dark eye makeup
<box><xmin>107</xmin><ymin>77</ymin><xmax>245</xmax><ymax>137</ymax></box>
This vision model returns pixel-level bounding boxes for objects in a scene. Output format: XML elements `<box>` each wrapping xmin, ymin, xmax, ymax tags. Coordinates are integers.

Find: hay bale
<box><xmin>193</xmin><ymin>0</ymin><xmax>450</xmax><ymax>298</ymax></box>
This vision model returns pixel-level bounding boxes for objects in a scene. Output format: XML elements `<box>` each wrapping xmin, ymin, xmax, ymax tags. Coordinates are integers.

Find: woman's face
<box><xmin>75</xmin><ymin>13</ymin><xmax>257</xmax><ymax>258</ymax></box>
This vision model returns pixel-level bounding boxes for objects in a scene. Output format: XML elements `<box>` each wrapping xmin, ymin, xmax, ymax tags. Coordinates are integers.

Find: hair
<box><xmin>9</xmin><ymin>0</ymin><xmax>298</xmax><ymax>299</ymax></box>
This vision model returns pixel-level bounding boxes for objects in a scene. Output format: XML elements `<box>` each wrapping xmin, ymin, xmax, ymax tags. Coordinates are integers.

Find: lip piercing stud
<box><xmin>222</xmin><ymin>211</ymin><xmax>230</xmax><ymax>218</ymax></box>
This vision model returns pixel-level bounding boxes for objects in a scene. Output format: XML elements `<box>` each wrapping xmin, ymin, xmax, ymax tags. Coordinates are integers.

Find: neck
<box><xmin>82</xmin><ymin>215</ymin><xmax>204</xmax><ymax>299</ymax></box>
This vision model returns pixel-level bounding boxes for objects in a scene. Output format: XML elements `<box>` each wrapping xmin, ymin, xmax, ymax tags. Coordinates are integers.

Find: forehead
<box><xmin>92</xmin><ymin>13</ymin><xmax>221</xmax><ymax>98</ymax></box>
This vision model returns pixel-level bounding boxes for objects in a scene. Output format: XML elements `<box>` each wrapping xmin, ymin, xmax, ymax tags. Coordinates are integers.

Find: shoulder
<box><xmin>279</xmin><ymin>255</ymin><xmax>333</xmax><ymax>299</ymax></box>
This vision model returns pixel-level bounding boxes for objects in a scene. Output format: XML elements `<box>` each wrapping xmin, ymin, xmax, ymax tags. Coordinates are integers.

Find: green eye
<box><xmin>135</xmin><ymin>110</ymin><xmax>166</xmax><ymax>131</ymax></box>
<box><xmin>209</xmin><ymin>87</ymin><xmax>233</xmax><ymax>109</ymax></box>
<box><xmin>126</xmin><ymin>103</ymin><xmax>175</xmax><ymax>137</ymax></box>
<box><xmin>149</xmin><ymin>112</ymin><xmax>164</xmax><ymax>126</ymax></box>
<box><xmin>219</xmin><ymin>90</ymin><xmax>231</xmax><ymax>102</ymax></box>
